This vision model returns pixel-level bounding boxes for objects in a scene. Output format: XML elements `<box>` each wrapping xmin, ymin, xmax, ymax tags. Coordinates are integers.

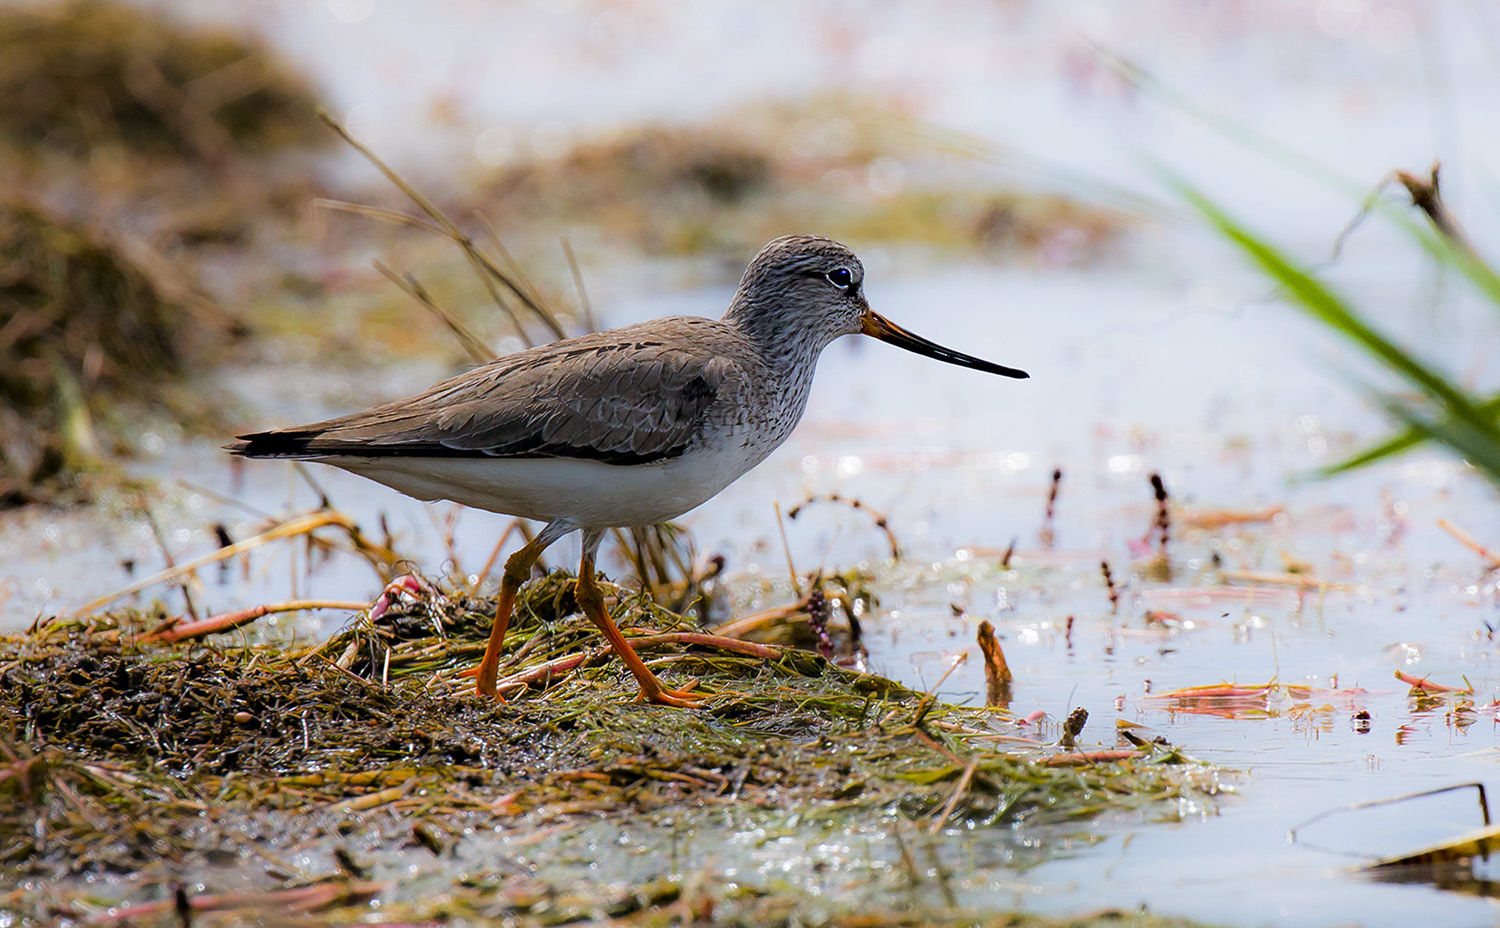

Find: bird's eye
<box><xmin>825</xmin><ymin>267</ymin><xmax>853</xmax><ymax>289</ymax></box>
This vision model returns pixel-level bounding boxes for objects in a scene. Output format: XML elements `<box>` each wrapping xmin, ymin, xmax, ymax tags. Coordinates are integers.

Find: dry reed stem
<box><xmin>1182</xmin><ymin>505</ymin><xmax>1285</xmax><ymax>529</ymax></box>
<box><xmin>468</xmin><ymin>632</ymin><xmax>784</xmax><ymax>696</ymax></box>
<box><xmin>1394</xmin><ymin>669</ymin><xmax>1473</xmax><ymax>694</ymax></box>
<box><xmin>138</xmin><ymin>599</ymin><xmax>368</xmax><ymax>643</ymax></box>
<box><xmin>787</xmin><ymin>492</ymin><xmax>901</xmax><ymax>560</ymax></box>
<box><xmin>471</xmin><ymin>520</ymin><xmax>531</xmax><ymax>591</ymax></box>
<box><xmin>313</xmin><ymin>198</ymin><xmax>446</xmax><ymax>237</ymax></box>
<box><xmin>1043</xmin><ymin>749</ymin><xmax>1141</xmax><ymax>767</ymax></box>
<box><xmin>629</xmin><ymin>632</ymin><xmax>783</xmax><ymax>659</ymax></box>
<box><xmin>710</xmin><ymin>598</ymin><xmax>811</xmax><ymax>638</ymax></box>
<box><xmin>372</xmin><ymin>260</ymin><xmax>494</xmax><ymax>365</ymax></box>
<box><xmin>560</xmin><ymin>236</ymin><xmax>599</xmax><ymax>332</ymax></box>
<box><xmin>488</xmin><ymin>651</ymin><xmax>597</xmax><ymax>694</ymax></box>
<box><xmin>1437</xmin><ymin>518</ymin><xmax>1500</xmax><ymax>569</ymax></box>
<box><xmin>775</xmin><ymin>501</ymin><xmax>802</xmax><ymax>597</ymax></box>
<box><xmin>59</xmin><ymin>510</ymin><xmax>358</xmax><ymax>621</ymax></box>
<box><xmin>928</xmin><ymin>754</ymin><xmax>980</xmax><ymax>835</ymax></box>
<box><xmin>1220</xmin><ymin>570</ymin><xmax>1353</xmax><ymax>591</ymax></box>
<box><xmin>96</xmin><ymin>880</ymin><xmax>388</xmax><ymax>923</ymax></box>
<box><xmin>325</xmin><ymin>783</ymin><xmax>410</xmax><ymax>813</ymax></box>
<box><xmin>316</xmin><ymin>111</ymin><xmax>565</xmax><ymax>343</ymax></box>
<box><xmin>911</xmin><ymin>654</ymin><xmax>967</xmax><ymax>728</ymax></box>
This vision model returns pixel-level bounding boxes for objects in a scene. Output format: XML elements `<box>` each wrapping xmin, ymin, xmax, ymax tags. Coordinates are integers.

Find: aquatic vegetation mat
<box><xmin>0</xmin><ymin>4</ymin><xmax>331</xmax><ymax>480</ymax></box>
<box><xmin>0</xmin><ymin>0</ymin><xmax>323</xmax><ymax>162</ymax></box>
<box><xmin>0</xmin><ymin>198</ymin><xmax>237</xmax><ymax>508</ymax></box>
<box><xmin>2</xmin><ymin>573</ymin><xmax>1221</xmax><ymax>925</ymax></box>
<box><xmin>476</xmin><ymin>100</ymin><xmax>1129</xmax><ymax>262</ymax></box>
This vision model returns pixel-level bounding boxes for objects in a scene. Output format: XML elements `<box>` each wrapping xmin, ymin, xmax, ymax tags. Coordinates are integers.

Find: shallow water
<box><xmin>9</xmin><ymin>248</ymin><xmax>1500</xmax><ymax>924</ymax></box>
<box><xmin>9</xmin><ymin>1</ymin><xmax>1500</xmax><ymax>924</ymax></box>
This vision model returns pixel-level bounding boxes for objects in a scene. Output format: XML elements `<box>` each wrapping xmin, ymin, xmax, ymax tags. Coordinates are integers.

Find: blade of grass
<box><xmin>1320</xmin><ymin>392</ymin><xmax>1500</xmax><ymax>476</ymax></box>
<box><xmin>1086</xmin><ymin>40</ymin><xmax>1362</xmax><ymax>199</ymax></box>
<box><xmin>561</xmin><ymin>236</ymin><xmax>599</xmax><ymax>333</ymax></box>
<box><xmin>1368</xmin><ymin>391</ymin><xmax>1500</xmax><ymax>486</ymax></box>
<box><xmin>1174</xmin><ymin>175</ymin><xmax>1500</xmax><ymax>483</ymax></box>
<box><xmin>1175</xmin><ymin>178</ymin><xmax>1494</xmax><ymax>430</ymax></box>
<box><xmin>1090</xmin><ymin>45</ymin><xmax>1500</xmax><ymax>310</ymax></box>
<box><xmin>313</xmin><ymin>199</ymin><xmax>446</xmax><ymax>238</ymax></box>
<box><xmin>59</xmin><ymin>511</ymin><xmax>359</xmax><ymax>621</ymax></box>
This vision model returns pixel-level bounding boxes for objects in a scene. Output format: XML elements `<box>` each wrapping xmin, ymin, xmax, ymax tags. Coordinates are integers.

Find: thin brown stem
<box><xmin>372</xmin><ymin>261</ymin><xmax>494</xmax><ymax>364</ymax></box>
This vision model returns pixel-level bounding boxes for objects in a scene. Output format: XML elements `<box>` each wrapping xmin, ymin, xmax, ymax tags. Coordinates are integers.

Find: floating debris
<box><xmin>1039</xmin><ymin>467</ymin><xmax>1062</xmax><ymax>548</ymax></box>
<box><xmin>976</xmin><ymin>619</ymin><xmax>1013</xmax><ymax>707</ymax></box>
<box><xmin>1101</xmin><ymin>559</ymin><xmax>1120</xmax><ymax>613</ymax></box>
<box><xmin>1394</xmin><ymin>670</ymin><xmax>1473</xmax><ymax>696</ymax></box>
<box><xmin>1180</xmin><ymin>505</ymin><xmax>1285</xmax><ymax>530</ymax></box>
<box><xmin>1144</xmin><ymin>680</ymin><xmax>1370</xmax><ymax>720</ymax></box>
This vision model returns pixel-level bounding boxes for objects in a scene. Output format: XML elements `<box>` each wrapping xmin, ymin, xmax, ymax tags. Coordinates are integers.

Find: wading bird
<box><xmin>230</xmin><ymin>235</ymin><xmax>1028</xmax><ymax>706</ymax></box>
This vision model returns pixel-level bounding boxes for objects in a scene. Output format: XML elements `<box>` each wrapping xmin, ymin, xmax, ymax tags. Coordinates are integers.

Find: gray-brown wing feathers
<box><xmin>229</xmin><ymin>320</ymin><xmax>739</xmax><ymax>466</ymax></box>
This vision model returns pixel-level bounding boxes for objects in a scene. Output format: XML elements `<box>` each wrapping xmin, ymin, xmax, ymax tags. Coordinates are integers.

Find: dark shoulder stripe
<box><xmin>229</xmin><ymin>432</ymin><xmax>684</xmax><ymax>467</ymax></box>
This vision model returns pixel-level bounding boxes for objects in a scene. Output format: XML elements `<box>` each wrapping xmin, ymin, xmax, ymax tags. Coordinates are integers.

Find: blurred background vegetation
<box><xmin>2</xmin><ymin>0</ymin><xmax>1495</xmax><ymax>535</ymax></box>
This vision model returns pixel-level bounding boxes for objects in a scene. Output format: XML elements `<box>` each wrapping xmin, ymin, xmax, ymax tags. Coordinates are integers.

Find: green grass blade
<box><xmin>1418</xmin><ymin>228</ymin><xmax>1500</xmax><ymax>315</ymax></box>
<box><xmin>1368</xmin><ymin>393</ymin><xmax>1500</xmax><ymax>486</ymax></box>
<box><xmin>1095</xmin><ymin>46</ymin><xmax>1500</xmax><ymax>313</ymax></box>
<box><xmin>1321</xmin><ymin>392</ymin><xmax>1500</xmax><ymax>475</ymax></box>
<box><xmin>1087</xmin><ymin>41</ymin><xmax>1364</xmax><ymax>199</ymax></box>
<box><xmin>1172</xmin><ymin>175</ymin><xmax>1500</xmax><ymax>484</ymax></box>
<box><xmin>1174</xmin><ymin>179</ymin><xmax>1490</xmax><ymax>425</ymax></box>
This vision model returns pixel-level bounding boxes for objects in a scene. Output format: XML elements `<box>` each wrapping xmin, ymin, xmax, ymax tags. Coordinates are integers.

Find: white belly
<box><xmin>319</xmin><ymin>443</ymin><xmax>761</xmax><ymax>528</ymax></box>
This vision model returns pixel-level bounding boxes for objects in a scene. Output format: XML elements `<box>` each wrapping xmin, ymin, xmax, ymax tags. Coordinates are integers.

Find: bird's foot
<box><xmin>464</xmin><ymin>665</ymin><xmax>510</xmax><ymax>702</ymax></box>
<box><xmin>637</xmin><ymin>678</ymin><xmax>704</xmax><ymax>708</ymax></box>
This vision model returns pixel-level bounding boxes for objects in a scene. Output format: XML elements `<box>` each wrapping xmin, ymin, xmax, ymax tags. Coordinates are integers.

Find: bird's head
<box><xmin>726</xmin><ymin>234</ymin><xmax>1029</xmax><ymax>379</ymax></box>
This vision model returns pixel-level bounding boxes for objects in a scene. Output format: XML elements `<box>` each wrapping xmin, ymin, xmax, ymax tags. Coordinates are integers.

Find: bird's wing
<box><xmin>229</xmin><ymin>320</ymin><xmax>740</xmax><ymax>466</ymax></box>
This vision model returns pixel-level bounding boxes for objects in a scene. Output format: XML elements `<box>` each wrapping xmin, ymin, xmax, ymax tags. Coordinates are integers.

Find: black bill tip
<box><xmin>860</xmin><ymin>310</ymin><xmax>1029</xmax><ymax>379</ymax></box>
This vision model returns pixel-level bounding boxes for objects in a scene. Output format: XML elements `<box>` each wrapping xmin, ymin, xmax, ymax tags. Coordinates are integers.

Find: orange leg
<box><xmin>474</xmin><ymin>524</ymin><xmax>565</xmax><ymax>698</ymax></box>
<box><xmin>576</xmin><ymin>530</ymin><xmax>702</xmax><ymax>708</ymax></box>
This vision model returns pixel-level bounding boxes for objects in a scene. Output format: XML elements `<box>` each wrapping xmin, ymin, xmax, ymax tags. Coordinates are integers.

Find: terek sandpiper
<box><xmin>229</xmin><ymin>235</ymin><xmax>1028</xmax><ymax>706</ymax></box>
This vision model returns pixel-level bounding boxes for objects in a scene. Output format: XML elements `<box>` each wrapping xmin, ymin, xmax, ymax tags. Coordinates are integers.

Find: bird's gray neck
<box><xmin>724</xmin><ymin>295</ymin><xmax>833</xmax><ymax>379</ymax></box>
<box><xmin>720</xmin><ymin>296</ymin><xmax>832</xmax><ymax>455</ymax></box>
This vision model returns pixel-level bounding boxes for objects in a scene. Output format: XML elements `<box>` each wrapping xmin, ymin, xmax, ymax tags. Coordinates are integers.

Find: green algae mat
<box><xmin>2</xmin><ymin>573</ymin><xmax>1222</xmax><ymax>926</ymax></box>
